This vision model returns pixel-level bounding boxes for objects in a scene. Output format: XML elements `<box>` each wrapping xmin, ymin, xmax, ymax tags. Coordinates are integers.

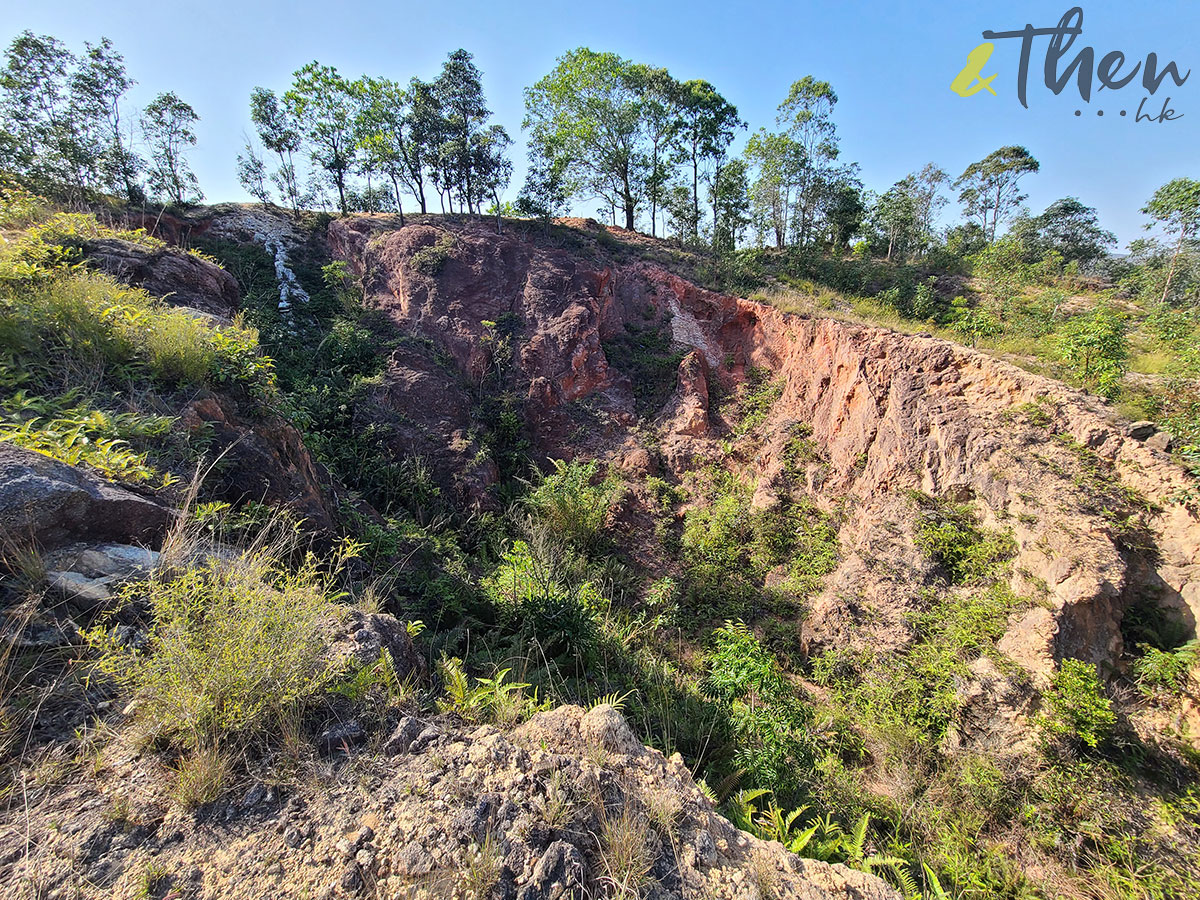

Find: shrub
<box><xmin>524</xmin><ymin>459</ymin><xmax>622</xmax><ymax>553</ymax></box>
<box><xmin>88</xmin><ymin>528</ymin><xmax>350</xmax><ymax>750</ymax></box>
<box><xmin>410</xmin><ymin>232</ymin><xmax>457</xmax><ymax>275</ymax></box>
<box><xmin>1039</xmin><ymin>658</ymin><xmax>1115</xmax><ymax>752</ymax></box>
<box><xmin>912</xmin><ymin>497</ymin><xmax>1015</xmax><ymax>585</ymax></box>
<box><xmin>1132</xmin><ymin>640</ymin><xmax>1198</xmax><ymax>695</ymax></box>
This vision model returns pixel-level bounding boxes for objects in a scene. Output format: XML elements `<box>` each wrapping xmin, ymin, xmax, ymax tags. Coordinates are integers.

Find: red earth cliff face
<box><xmin>330</xmin><ymin>215</ymin><xmax>1200</xmax><ymax>742</ymax></box>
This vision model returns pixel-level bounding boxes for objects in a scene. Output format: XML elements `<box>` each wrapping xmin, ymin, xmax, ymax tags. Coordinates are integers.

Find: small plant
<box><xmin>436</xmin><ymin>657</ymin><xmax>545</xmax><ymax>725</ymax></box>
<box><xmin>87</xmin><ymin>523</ymin><xmax>350</xmax><ymax>755</ymax></box>
<box><xmin>410</xmin><ymin>231</ymin><xmax>457</xmax><ymax>275</ymax></box>
<box><xmin>1133</xmin><ymin>640</ymin><xmax>1198</xmax><ymax>695</ymax></box>
<box><xmin>912</xmin><ymin>496</ymin><xmax>1015</xmax><ymax>584</ymax></box>
<box><xmin>525</xmin><ymin>458</ymin><xmax>623</xmax><ymax>553</ymax></box>
<box><xmin>170</xmin><ymin>744</ymin><xmax>230</xmax><ymax>808</ymax></box>
<box><xmin>1039</xmin><ymin>658</ymin><xmax>1115</xmax><ymax>752</ymax></box>
<box><xmin>597</xmin><ymin>807</ymin><xmax>654</xmax><ymax>898</ymax></box>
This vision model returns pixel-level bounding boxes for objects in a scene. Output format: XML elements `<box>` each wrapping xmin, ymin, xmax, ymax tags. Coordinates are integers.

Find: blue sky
<box><xmin>3</xmin><ymin>0</ymin><xmax>1196</xmax><ymax>244</ymax></box>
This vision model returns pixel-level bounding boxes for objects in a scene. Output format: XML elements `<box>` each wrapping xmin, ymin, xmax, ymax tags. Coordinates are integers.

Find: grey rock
<box><xmin>1146</xmin><ymin>430</ymin><xmax>1174</xmax><ymax>453</ymax></box>
<box><xmin>383</xmin><ymin>716</ymin><xmax>426</xmax><ymax>756</ymax></box>
<box><xmin>409</xmin><ymin>725</ymin><xmax>442</xmax><ymax>753</ymax></box>
<box><xmin>1127</xmin><ymin>420</ymin><xmax>1158</xmax><ymax>440</ymax></box>
<box><xmin>319</xmin><ymin>719</ymin><xmax>364</xmax><ymax>751</ymax></box>
<box><xmin>46</xmin><ymin>571</ymin><xmax>115</xmax><ymax>611</ymax></box>
<box><xmin>0</xmin><ymin>445</ymin><xmax>172</xmax><ymax>550</ymax></box>
<box><xmin>44</xmin><ymin>543</ymin><xmax>160</xmax><ymax>580</ymax></box>
<box><xmin>395</xmin><ymin>842</ymin><xmax>435</xmax><ymax>877</ymax></box>
<box><xmin>517</xmin><ymin>840</ymin><xmax>584</xmax><ymax>900</ymax></box>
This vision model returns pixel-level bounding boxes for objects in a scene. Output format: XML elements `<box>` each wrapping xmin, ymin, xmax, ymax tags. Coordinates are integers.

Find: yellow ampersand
<box><xmin>951</xmin><ymin>42</ymin><xmax>998</xmax><ymax>97</ymax></box>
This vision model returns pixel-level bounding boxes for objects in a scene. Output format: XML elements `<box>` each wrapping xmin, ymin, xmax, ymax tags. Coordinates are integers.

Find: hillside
<box><xmin>2</xmin><ymin>196</ymin><xmax>1200</xmax><ymax>900</ymax></box>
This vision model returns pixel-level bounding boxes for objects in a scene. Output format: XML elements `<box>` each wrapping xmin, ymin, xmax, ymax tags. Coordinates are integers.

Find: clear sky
<box><xmin>3</xmin><ymin>0</ymin><xmax>1196</xmax><ymax>245</ymax></box>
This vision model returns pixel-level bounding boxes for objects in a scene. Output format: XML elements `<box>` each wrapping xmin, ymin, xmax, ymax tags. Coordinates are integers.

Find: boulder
<box><xmin>84</xmin><ymin>238</ymin><xmax>240</xmax><ymax>319</ymax></box>
<box><xmin>0</xmin><ymin>445</ymin><xmax>172</xmax><ymax>550</ymax></box>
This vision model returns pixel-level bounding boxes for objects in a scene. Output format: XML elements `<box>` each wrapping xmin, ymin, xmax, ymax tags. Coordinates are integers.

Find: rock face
<box><xmin>178</xmin><ymin>394</ymin><xmax>337</xmax><ymax>532</ymax></box>
<box><xmin>328</xmin><ymin>214</ymin><xmax>1200</xmax><ymax>720</ymax></box>
<box><xmin>0</xmin><ymin>444</ymin><xmax>173</xmax><ymax>550</ymax></box>
<box><xmin>1</xmin><ymin>704</ymin><xmax>897</xmax><ymax>900</ymax></box>
<box><xmin>84</xmin><ymin>238</ymin><xmax>240</xmax><ymax>319</ymax></box>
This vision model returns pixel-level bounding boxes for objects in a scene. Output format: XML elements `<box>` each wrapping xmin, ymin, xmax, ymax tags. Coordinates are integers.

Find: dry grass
<box><xmin>596</xmin><ymin>806</ymin><xmax>654</xmax><ymax>898</ymax></box>
<box><xmin>170</xmin><ymin>743</ymin><xmax>231</xmax><ymax>808</ymax></box>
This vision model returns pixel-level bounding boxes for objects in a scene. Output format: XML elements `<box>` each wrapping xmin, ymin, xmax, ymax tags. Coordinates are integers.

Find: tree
<box><xmin>249</xmin><ymin>87</ymin><xmax>302</xmax><ymax>214</ymax></box>
<box><xmin>1056</xmin><ymin>304</ymin><xmax>1128</xmax><ymax>398</ymax></box>
<box><xmin>237</xmin><ymin>142</ymin><xmax>271</xmax><ymax>205</ymax></box>
<box><xmin>285</xmin><ymin>63</ymin><xmax>357</xmax><ymax>214</ymax></box>
<box><xmin>524</xmin><ymin>48</ymin><xmax>649</xmax><ymax>230</ymax></box>
<box><xmin>639</xmin><ymin>66</ymin><xmax>681</xmax><ymax>238</ymax></box>
<box><xmin>954</xmin><ymin>146</ymin><xmax>1039</xmax><ymax>242</ymax></box>
<box><xmin>434</xmin><ymin>49</ymin><xmax>492</xmax><ymax>215</ymax></box>
<box><xmin>712</xmin><ymin>157</ymin><xmax>751</xmax><ymax>253</ymax></box>
<box><xmin>744</xmin><ymin>129</ymin><xmax>805</xmax><ymax>248</ymax></box>
<box><xmin>0</xmin><ymin>32</ymin><xmax>91</xmax><ymax>198</ymax></box>
<box><xmin>822</xmin><ymin>177</ymin><xmax>865</xmax><ymax>251</ymax></box>
<box><xmin>871</xmin><ymin>184</ymin><xmax>918</xmax><ymax>261</ymax></box>
<box><xmin>517</xmin><ymin>151</ymin><xmax>569</xmax><ymax>227</ymax></box>
<box><xmin>355</xmin><ymin>76</ymin><xmax>411</xmax><ymax>223</ymax></box>
<box><xmin>73</xmin><ymin>38</ymin><xmax>141</xmax><ymax>201</ymax></box>
<box><xmin>399</xmin><ymin>77</ymin><xmax>440</xmax><ymax>214</ymax></box>
<box><xmin>1142</xmin><ymin>178</ymin><xmax>1200</xmax><ymax>304</ymax></box>
<box><xmin>1023</xmin><ymin>197</ymin><xmax>1116</xmax><ymax>266</ymax></box>
<box><xmin>900</xmin><ymin>163</ymin><xmax>948</xmax><ymax>255</ymax></box>
<box><xmin>475</xmin><ymin>124</ymin><xmax>513</xmax><ymax>232</ymax></box>
<box><xmin>675</xmin><ymin>79</ymin><xmax>743</xmax><ymax>240</ymax></box>
<box><xmin>141</xmin><ymin>91</ymin><xmax>201</xmax><ymax>205</ymax></box>
<box><xmin>776</xmin><ymin>77</ymin><xmax>839</xmax><ymax>247</ymax></box>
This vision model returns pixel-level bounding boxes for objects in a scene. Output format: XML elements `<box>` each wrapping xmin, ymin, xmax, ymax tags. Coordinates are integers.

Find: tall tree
<box><xmin>1142</xmin><ymin>178</ymin><xmax>1200</xmax><ymax>304</ymax></box>
<box><xmin>744</xmin><ymin>129</ymin><xmax>805</xmax><ymax>249</ymax></box>
<box><xmin>776</xmin><ymin>76</ymin><xmax>838</xmax><ymax>247</ymax></box>
<box><xmin>954</xmin><ymin>146</ymin><xmax>1039</xmax><ymax>242</ymax></box>
<box><xmin>1030</xmin><ymin>197</ymin><xmax>1116</xmax><ymax>265</ymax></box>
<box><xmin>141</xmin><ymin>91</ymin><xmax>201</xmax><ymax>205</ymax></box>
<box><xmin>675</xmin><ymin>79</ymin><xmax>743</xmax><ymax>240</ymax></box>
<box><xmin>524</xmin><ymin>48</ymin><xmax>649</xmax><ymax>230</ymax></box>
<box><xmin>355</xmin><ymin>76</ymin><xmax>411</xmax><ymax>223</ymax></box>
<box><xmin>249</xmin><ymin>87</ymin><xmax>302</xmax><ymax>214</ymax></box>
<box><xmin>475</xmin><ymin>123</ymin><xmax>513</xmax><ymax>232</ymax></box>
<box><xmin>434</xmin><ymin>49</ymin><xmax>492</xmax><ymax>216</ymax></box>
<box><xmin>822</xmin><ymin>176</ymin><xmax>865</xmax><ymax>251</ymax></box>
<box><xmin>0</xmin><ymin>32</ymin><xmax>89</xmax><ymax>197</ymax></box>
<box><xmin>638</xmin><ymin>66</ymin><xmax>681</xmax><ymax>238</ymax></box>
<box><xmin>711</xmin><ymin>156</ymin><xmax>751</xmax><ymax>253</ymax></box>
<box><xmin>870</xmin><ymin>183</ymin><xmax>918</xmax><ymax>261</ymax></box>
<box><xmin>285</xmin><ymin>63</ymin><xmax>357</xmax><ymax>214</ymax></box>
<box><xmin>73</xmin><ymin>38</ymin><xmax>141</xmax><ymax>201</ymax></box>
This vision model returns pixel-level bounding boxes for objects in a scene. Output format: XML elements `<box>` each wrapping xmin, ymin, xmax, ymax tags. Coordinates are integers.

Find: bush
<box><xmin>524</xmin><ymin>459</ymin><xmax>622</xmax><ymax>553</ymax></box>
<box><xmin>912</xmin><ymin>497</ymin><xmax>1015</xmax><ymax>585</ymax></box>
<box><xmin>1039</xmin><ymin>658</ymin><xmax>1115</xmax><ymax>752</ymax></box>
<box><xmin>88</xmin><ymin>528</ymin><xmax>351</xmax><ymax>750</ymax></box>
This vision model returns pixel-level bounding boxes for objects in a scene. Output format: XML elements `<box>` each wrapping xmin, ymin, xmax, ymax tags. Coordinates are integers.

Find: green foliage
<box><xmin>601</xmin><ymin>318</ymin><xmax>684</xmax><ymax>415</ymax></box>
<box><xmin>1132</xmin><ymin>640</ymin><xmax>1198</xmax><ymax>695</ymax></box>
<box><xmin>409</xmin><ymin>231</ymin><xmax>457</xmax><ymax>275</ymax></box>
<box><xmin>1055</xmin><ymin>303</ymin><xmax>1129</xmax><ymax>398</ymax></box>
<box><xmin>435</xmin><ymin>657</ymin><xmax>545</xmax><ymax>725</ymax></box>
<box><xmin>911</xmin><ymin>495</ymin><xmax>1015</xmax><ymax>585</ymax></box>
<box><xmin>1039</xmin><ymin>658</ymin><xmax>1115</xmax><ymax>752</ymax></box>
<box><xmin>735</xmin><ymin>366</ymin><xmax>783</xmax><ymax>433</ymax></box>
<box><xmin>524</xmin><ymin>458</ymin><xmax>622</xmax><ymax>554</ymax></box>
<box><xmin>681</xmin><ymin>474</ymin><xmax>838</xmax><ymax>617</ymax></box>
<box><xmin>87</xmin><ymin>532</ymin><xmax>353</xmax><ymax>750</ymax></box>
<box><xmin>0</xmin><ymin>227</ymin><xmax>273</xmax><ymax>397</ymax></box>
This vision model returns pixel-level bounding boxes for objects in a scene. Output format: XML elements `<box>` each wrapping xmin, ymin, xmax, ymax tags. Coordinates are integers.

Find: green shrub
<box><xmin>525</xmin><ymin>459</ymin><xmax>622</xmax><ymax>553</ymax></box>
<box><xmin>1039</xmin><ymin>658</ymin><xmax>1115</xmax><ymax>752</ymax></box>
<box><xmin>912</xmin><ymin>497</ymin><xmax>1015</xmax><ymax>584</ymax></box>
<box><xmin>410</xmin><ymin>232</ymin><xmax>457</xmax><ymax>275</ymax></box>
<box><xmin>88</xmin><ymin>530</ymin><xmax>351</xmax><ymax>750</ymax></box>
<box><xmin>1132</xmin><ymin>640</ymin><xmax>1198</xmax><ymax>695</ymax></box>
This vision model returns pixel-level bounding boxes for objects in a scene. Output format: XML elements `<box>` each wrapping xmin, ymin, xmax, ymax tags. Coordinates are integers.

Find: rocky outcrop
<box><xmin>84</xmin><ymin>238</ymin><xmax>240</xmax><ymax>319</ymax></box>
<box><xmin>327</xmin><ymin>214</ymin><xmax>1200</xmax><ymax>714</ymax></box>
<box><xmin>178</xmin><ymin>394</ymin><xmax>337</xmax><ymax>533</ymax></box>
<box><xmin>0</xmin><ymin>444</ymin><xmax>173</xmax><ymax>551</ymax></box>
<box><xmin>1</xmin><ymin>703</ymin><xmax>897</xmax><ymax>900</ymax></box>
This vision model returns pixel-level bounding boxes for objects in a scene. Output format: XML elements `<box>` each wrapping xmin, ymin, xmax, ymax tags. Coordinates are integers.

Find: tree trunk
<box><xmin>392</xmin><ymin>176</ymin><xmax>405</xmax><ymax>227</ymax></box>
<box><xmin>1160</xmin><ymin>226</ymin><xmax>1189</xmax><ymax>304</ymax></box>
<box><xmin>692</xmin><ymin>152</ymin><xmax>700</xmax><ymax>239</ymax></box>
